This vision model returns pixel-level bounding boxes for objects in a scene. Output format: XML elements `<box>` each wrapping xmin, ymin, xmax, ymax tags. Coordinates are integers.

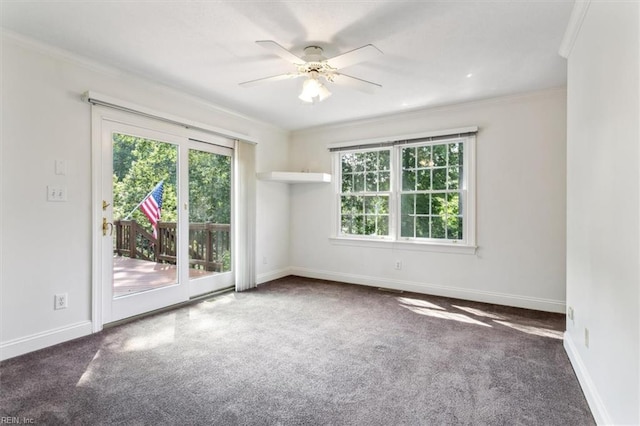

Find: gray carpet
<box><xmin>1</xmin><ymin>276</ymin><xmax>594</xmax><ymax>425</ymax></box>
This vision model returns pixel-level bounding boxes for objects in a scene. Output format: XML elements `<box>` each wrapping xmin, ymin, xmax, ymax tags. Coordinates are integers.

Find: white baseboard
<box><xmin>289</xmin><ymin>266</ymin><xmax>566</xmax><ymax>313</ymax></box>
<box><xmin>257</xmin><ymin>267</ymin><xmax>292</xmax><ymax>285</ymax></box>
<box><xmin>0</xmin><ymin>321</ymin><xmax>93</xmax><ymax>361</ymax></box>
<box><xmin>564</xmin><ymin>332</ymin><xmax>612</xmax><ymax>425</ymax></box>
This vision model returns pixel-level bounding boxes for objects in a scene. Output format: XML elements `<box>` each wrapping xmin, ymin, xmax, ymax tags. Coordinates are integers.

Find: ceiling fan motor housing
<box><xmin>298</xmin><ymin>46</ymin><xmax>335</xmax><ymax>81</ymax></box>
<box><xmin>302</xmin><ymin>46</ymin><xmax>325</xmax><ymax>61</ymax></box>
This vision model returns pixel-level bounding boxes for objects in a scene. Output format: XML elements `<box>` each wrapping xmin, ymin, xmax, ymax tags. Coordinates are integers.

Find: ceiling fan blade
<box><xmin>239</xmin><ymin>73</ymin><xmax>303</xmax><ymax>88</ymax></box>
<box><xmin>331</xmin><ymin>73</ymin><xmax>382</xmax><ymax>94</ymax></box>
<box><xmin>327</xmin><ymin>44</ymin><xmax>383</xmax><ymax>70</ymax></box>
<box><xmin>256</xmin><ymin>40</ymin><xmax>305</xmax><ymax>65</ymax></box>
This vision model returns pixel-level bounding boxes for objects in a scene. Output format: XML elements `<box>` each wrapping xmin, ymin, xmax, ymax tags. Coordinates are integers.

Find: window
<box><xmin>400</xmin><ymin>141</ymin><xmax>463</xmax><ymax>240</ymax></box>
<box><xmin>332</xmin><ymin>129</ymin><xmax>476</xmax><ymax>250</ymax></box>
<box><xmin>340</xmin><ymin>150</ymin><xmax>390</xmax><ymax>236</ymax></box>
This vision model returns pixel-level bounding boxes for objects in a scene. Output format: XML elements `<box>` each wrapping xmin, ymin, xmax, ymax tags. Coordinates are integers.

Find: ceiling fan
<box><xmin>239</xmin><ymin>40</ymin><xmax>383</xmax><ymax>103</ymax></box>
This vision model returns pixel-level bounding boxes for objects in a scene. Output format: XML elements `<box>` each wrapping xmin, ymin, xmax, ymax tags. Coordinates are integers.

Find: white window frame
<box><xmin>330</xmin><ymin>127</ymin><xmax>477</xmax><ymax>255</ymax></box>
<box><xmin>335</xmin><ymin>146</ymin><xmax>395</xmax><ymax>241</ymax></box>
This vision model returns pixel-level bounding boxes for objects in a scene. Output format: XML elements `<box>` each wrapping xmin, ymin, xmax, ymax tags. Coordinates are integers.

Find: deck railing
<box><xmin>114</xmin><ymin>220</ymin><xmax>230</xmax><ymax>272</ymax></box>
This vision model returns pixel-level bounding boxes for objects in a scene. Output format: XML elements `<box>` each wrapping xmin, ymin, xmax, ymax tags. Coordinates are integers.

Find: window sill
<box><xmin>329</xmin><ymin>236</ymin><xmax>477</xmax><ymax>255</ymax></box>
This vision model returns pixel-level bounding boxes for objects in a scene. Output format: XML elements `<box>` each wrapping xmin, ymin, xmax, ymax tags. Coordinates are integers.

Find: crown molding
<box><xmin>559</xmin><ymin>1</ymin><xmax>592</xmax><ymax>59</ymax></box>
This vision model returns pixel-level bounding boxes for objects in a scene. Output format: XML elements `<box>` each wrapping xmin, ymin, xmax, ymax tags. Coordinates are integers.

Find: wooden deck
<box><xmin>113</xmin><ymin>256</ymin><xmax>212</xmax><ymax>298</ymax></box>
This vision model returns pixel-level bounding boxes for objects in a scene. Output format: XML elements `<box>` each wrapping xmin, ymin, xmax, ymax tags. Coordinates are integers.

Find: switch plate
<box><xmin>584</xmin><ymin>328</ymin><xmax>589</xmax><ymax>348</ymax></box>
<box><xmin>54</xmin><ymin>159</ymin><xmax>66</xmax><ymax>175</ymax></box>
<box><xmin>47</xmin><ymin>185</ymin><xmax>67</xmax><ymax>202</ymax></box>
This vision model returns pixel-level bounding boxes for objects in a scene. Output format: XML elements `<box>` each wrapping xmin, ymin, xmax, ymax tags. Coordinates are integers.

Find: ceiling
<box><xmin>0</xmin><ymin>1</ymin><xmax>574</xmax><ymax>131</ymax></box>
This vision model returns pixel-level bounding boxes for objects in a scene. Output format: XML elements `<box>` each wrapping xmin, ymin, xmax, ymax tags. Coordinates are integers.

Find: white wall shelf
<box><xmin>257</xmin><ymin>172</ymin><xmax>332</xmax><ymax>184</ymax></box>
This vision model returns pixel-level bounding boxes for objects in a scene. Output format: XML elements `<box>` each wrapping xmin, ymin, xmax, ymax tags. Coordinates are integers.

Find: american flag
<box><xmin>140</xmin><ymin>181</ymin><xmax>164</xmax><ymax>238</ymax></box>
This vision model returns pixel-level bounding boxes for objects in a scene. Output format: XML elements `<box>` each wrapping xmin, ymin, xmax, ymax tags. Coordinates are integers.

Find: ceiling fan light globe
<box><xmin>298</xmin><ymin>91</ymin><xmax>314</xmax><ymax>103</ymax></box>
<box><xmin>302</xmin><ymin>78</ymin><xmax>322</xmax><ymax>97</ymax></box>
<box><xmin>318</xmin><ymin>84</ymin><xmax>332</xmax><ymax>101</ymax></box>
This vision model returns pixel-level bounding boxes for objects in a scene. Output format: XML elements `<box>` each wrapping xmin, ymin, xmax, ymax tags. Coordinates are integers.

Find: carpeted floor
<box><xmin>1</xmin><ymin>276</ymin><xmax>594</xmax><ymax>425</ymax></box>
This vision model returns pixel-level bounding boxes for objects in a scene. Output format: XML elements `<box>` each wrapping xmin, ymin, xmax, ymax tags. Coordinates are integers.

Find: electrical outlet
<box><xmin>567</xmin><ymin>306</ymin><xmax>574</xmax><ymax>322</ymax></box>
<box><xmin>394</xmin><ymin>261</ymin><xmax>402</xmax><ymax>270</ymax></box>
<box><xmin>262</xmin><ymin>256</ymin><xmax>267</xmax><ymax>265</ymax></box>
<box><xmin>54</xmin><ymin>293</ymin><xmax>68</xmax><ymax>310</ymax></box>
<box><xmin>584</xmin><ymin>328</ymin><xmax>589</xmax><ymax>348</ymax></box>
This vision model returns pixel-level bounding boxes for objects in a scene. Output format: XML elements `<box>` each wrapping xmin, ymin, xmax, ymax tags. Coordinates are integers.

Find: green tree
<box><xmin>112</xmin><ymin>133</ymin><xmax>178</xmax><ymax>234</ymax></box>
<box><xmin>112</xmin><ymin>133</ymin><xmax>232</xmax><ymax>234</ymax></box>
<box><xmin>188</xmin><ymin>150</ymin><xmax>231</xmax><ymax>224</ymax></box>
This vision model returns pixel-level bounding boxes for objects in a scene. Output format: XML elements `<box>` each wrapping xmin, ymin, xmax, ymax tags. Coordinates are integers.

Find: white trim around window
<box><xmin>330</xmin><ymin>129</ymin><xmax>477</xmax><ymax>255</ymax></box>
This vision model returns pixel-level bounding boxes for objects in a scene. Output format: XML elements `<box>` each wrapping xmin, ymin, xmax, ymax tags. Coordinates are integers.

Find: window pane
<box><xmin>402</xmin><ymin>147</ymin><xmax>416</xmax><ymax>169</ymax></box>
<box><xmin>379</xmin><ymin>151</ymin><xmax>390</xmax><ymax>170</ymax></box>
<box><xmin>341</xmin><ymin>196</ymin><xmax>352</xmax><ymax>214</ymax></box>
<box><xmin>431</xmin><ymin>216</ymin><xmax>446</xmax><ymax>238</ymax></box>
<box><xmin>447</xmin><ymin>167</ymin><xmax>460</xmax><ymax>190</ymax></box>
<box><xmin>447</xmin><ymin>193</ymin><xmax>460</xmax><ymax>216</ymax></box>
<box><xmin>417</xmin><ymin>146</ymin><xmax>432</xmax><ymax>167</ymax></box>
<box><xmin>354</xmin><ymin>197</ymin><xmax>365</xmax><ymax>214</ymax></box>
<box><xmin>379</xmin><ymin>171</ymin><xmax>390</xmax><ymax>191</ymax></box>
<box><xmin>433</xmin><ymin>168</ymin><xmax>447</xmax><ymax>190</ymax></box>
<box><xmin>364</xmin><ymin>196</ymin><xmax>377</xmax><ymax>214</ymax></box>
<box><xmin>417</xmin><ymin>169</ymin><xmax>431</xmax><ymax>191</ymax></box>
<box><xmin>447</xmin><ymin>216</ymin><xmax>463</xmax><ymax>240</ymax></box>
<box><xmin>365</xmin><ymin>151</ymin><xmax>378</xmax><ymax>171</ymax></box>
<box><xmin>416</xmin><ymin>216</ymin><xmax>430</xmax><ymax>238</ymax></box>
<box><xmin>433</xmin><ymin>145</ymin><xmax>447</xmax><ymax>167</ymax></box>
<box><xmin>351</xmin><ymin>215</ymin><xmax>364</xmax><ymax>235</ymax></box>
<box><xmin>188</xmin><ymin>149</ymin><xmax>232</xmax><ymax>275</ymax></box>
<box><xmin>377</xmin><ymin>196</ymin><xmax>390</xmax><ymax>214</ymax></box>
<box><xmin>112</xmin><ymin>133</ymin><xmax>178</xmax><ymax>297</ymax></box>
<box><xmin>448</xmin><ymin>143</ymin><xmax>462</xmax><ymax>166</ymax></box>
<box><xmin>342</xmin><ymin>195</ymin><xmax>364</xmax><ymax>215</ymax></box>
<box><xmin>401</xmin><ymin>215</ymin><xmax>414</xmax><ymax>237</ymax></box>
<box><xmin>365</xmin><ymin>216</ymin><xmax>376</xmax><ymax>235</ymax></box>
<box><xmin>401</xmin><ymin>194</ymin><xmax>415</xmax><ymax>215</ymax></box>
<box><xmin>431</xmin><ymin>193</ymin><xmax>446</xmax><ymax>216</ymax></box>
<box><xmin>341</xmin><ymin>154</ymin><xmax>354</xmax><ymax>174</ymax></box>
<box><xmin>365</xmin><ymin>172</ymin><xmax>378</xmax><ymax>192</ymax></box>
<box><xmin>342</xmin><ymin>173</ymin><xmax>353</xmax><ymax>192</ymax></box>
<box><xmin>354</xmin><ymin>173</ymin><xmax>365</xmax><ymax>192</ymax></box>
<box><xmin>341</xmin><ymin>215</ymin><xmax>352</xmax><ymax>234</ymax></box>
<box><xmin>402</xmin><ymin>169</ymin><xmax>416</xmax><ymax>191</ymax></box>
<box><xmin>378</xmin><ymin>216</ymin><xmax>389</xmax><ymax>235</ymax></box>
<box><xmin>354</xmin><ymin>153</ymin><xmax>366</xmax><ymax>172</ymax></box>
<box><xmin>416</xmin><ymin>194</ymin><xmax>430</xmax><ymax>214</ymax></box>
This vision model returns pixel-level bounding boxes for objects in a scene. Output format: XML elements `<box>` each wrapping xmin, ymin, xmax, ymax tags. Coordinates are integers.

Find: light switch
<box><xmin>47</xmin><ymin>185</ymin><xmax>67</xmax><ymax>202</ymax></box>
<box><xmin>55</xmin><ymin>160</ymin><xmax>66</xmax><ymax>175</ymax></box>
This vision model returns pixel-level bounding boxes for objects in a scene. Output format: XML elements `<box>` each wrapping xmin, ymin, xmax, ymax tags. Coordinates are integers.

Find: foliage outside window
<box><xmin>336</xmin><ymin>135</ymin><xmax>473</xmax><ymax>245</ymax></box>
<box><xmin>400</xmin><ymin>142</ymin><xmax>463</xmax><ymax>240</ymax></box>
<box><xmin>340</xmin><ymin>150</ymin><xmax>391</xmax><ymax>236</ymax></box>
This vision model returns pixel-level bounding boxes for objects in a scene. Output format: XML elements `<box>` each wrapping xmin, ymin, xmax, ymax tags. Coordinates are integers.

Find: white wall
<box><xmin>289</xmin><ymin>89</ymin><xmax>567</xmax><ymax>313</ymax></box>
<box><xmin>0</xmin><ymin>33</ymin><xmax>291</xmax><ymax>360</ymax></box>
<box><xmin>563</xmin><ymin>2</ymin><xmax>640</xmax><ymax>425</ymax></box>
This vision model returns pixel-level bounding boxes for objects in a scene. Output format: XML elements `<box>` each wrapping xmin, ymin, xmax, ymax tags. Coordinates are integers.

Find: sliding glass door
<box><xmin>99</xmin><ymin>117</ymin><xmax>234</xmax><ymax>324</ymax></box>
